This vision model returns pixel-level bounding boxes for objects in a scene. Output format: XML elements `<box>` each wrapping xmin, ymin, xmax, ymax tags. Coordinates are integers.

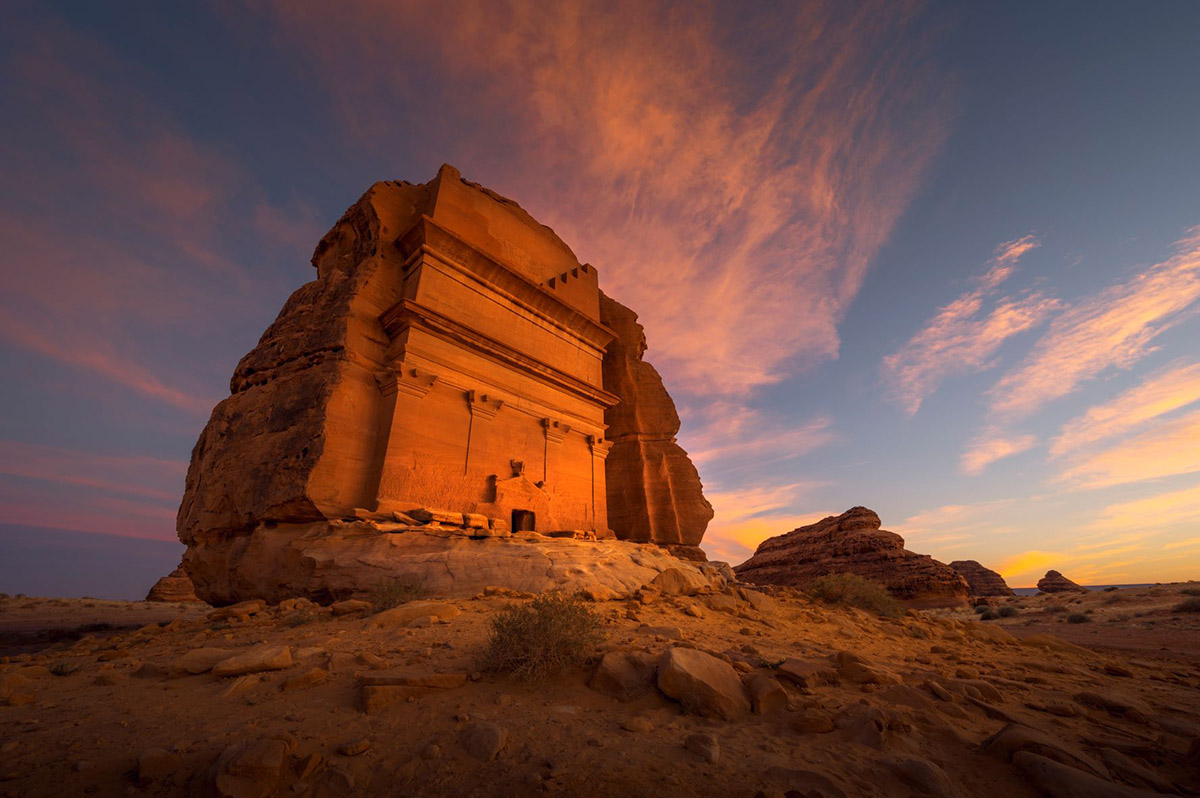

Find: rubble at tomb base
<box><xmin>176</xmin><ymin>165</ymin><xmax>712</xmax><ymax>600</ymax></box>
<box><xmin>732</xmin><ymin>506</ymin><xmax>970</xmax><ymax>608</ymax></box>
<box><xmin>949</xmin><ymin>560</ymin><xmax>1016</xmax><ymax>597</ymax></box>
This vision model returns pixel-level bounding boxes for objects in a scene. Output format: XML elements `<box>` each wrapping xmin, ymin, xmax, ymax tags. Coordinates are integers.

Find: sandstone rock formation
<box><xmin>177</xmin><ymin>165</ymin><xmax>712</xmax><ymax>601</ymax></box>
<box><xmin>144</xmin><ymin>563</ymin><xmax>202</xmax><ymax>603</ymax></box>
<box><xmin>733</xmin><ymin>507</ymin><xmax>970</xmax><ymax>608</ymax></box>
<box><xmin>599</xmin><ymin>293</ymin><xmax>713</xmax><ymax>559</ymax></box>
<box><xmin>949</xmin><ymin>560</ymin><xmax>1015</xmax><ymax>597</ymax></box>
<box><xmin>1038</xmin><ymin>570</ymin><xmax>1088</xmax><ymax>594</ymax></box>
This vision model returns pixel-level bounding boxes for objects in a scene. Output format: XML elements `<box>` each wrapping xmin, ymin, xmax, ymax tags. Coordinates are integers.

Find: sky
<box><xmin>2</xmin><ymin>0</ymin><xmax>1199</xmax><ymax>599</ymax></box>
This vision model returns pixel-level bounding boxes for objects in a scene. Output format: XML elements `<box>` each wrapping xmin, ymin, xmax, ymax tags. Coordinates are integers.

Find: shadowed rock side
<box><xmin>145</xmin><ymin>564</ymin><xmax>202</xmax><ymax>603</ymax></box>
<box><xmin>1038</xmin><ymin>569</ymin><xmax>1088</xmax><ymax>593</ymax></box>
<box><xmin>599</xmin><ymin>293</ymin><xmax>713</xmax><ymax>559</ymax></box>
<box><xmin>950</xmin><ymin>560</ymin><xmax>1015</xmax><ymax>597</ymax></box>
<box><xmin>733</xmin><ymin>507</ymin><xmax>970</xmax><ymax>608</ymax></box>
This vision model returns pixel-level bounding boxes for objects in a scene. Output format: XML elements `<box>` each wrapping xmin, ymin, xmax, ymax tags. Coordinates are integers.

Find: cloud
<box><xmin>1056</xmin><ymin>407</ymin><xmax>1200</xmax><ymax>489</ymax></box>
<box><xmin>683</xmin><ymin>404</ymin><xmax>836</xmax><ymax>472</ymax></box>
<box><xmin>0</xmin><ymin>440</ymin><xmax>186</xmax><ymax>502</ymax></box>
<box><xmin>960</xmin><ymin>429</ymin><xmax>1036</xmax><ymax>475</ymax></box>
<box><xmin>1050</xmin><ymin>358</ymin><xmax>1200</xmax><ymax>458</ymax></box>
<box><xmin>699</xmin><ymin>481</ymin><xmax>831</xmax><ymax>565</ymax></box>
<box><xmin>882</xmin><ymin>234</ymin><xmax>1057</xmax><ymax>414</ymax></box>
<box><xmin>989</xmin><ymin>226</ymin><xmax>1200</xmax><ymax>418</ymax></box>
<box><xmin>261</xmin><ymin>0</ymin><xmax>953</xmax><ymax>396</ymax></box>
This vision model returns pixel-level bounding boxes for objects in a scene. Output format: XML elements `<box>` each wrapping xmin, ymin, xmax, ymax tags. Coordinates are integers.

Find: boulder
<box><xmin>733</xmin><ymin>507</ymin><xmax>970</xmax><ymax>608</ymax></box>
<box><xmin>207</xmin><ymin>739</ymin><xmax>288</xmax><ymax>798</ymax></box>
<box><xmin>1038</xmin><ymin>570</ymin><xmax>1088</xmax><ymax>593</ymax></box>
<box><xmin>174</xmin><ymin>648</ymin><xmax>237</xmax><ymax>675</ymax></box>
<box><xmin>459</xmin><ymin>722</ymin><xmax>507</xmax><ymax>762</ymax></box>
<box><xmin>948</xmin><ymin>560</ymin><xmax>1015</xmax><ymax>597</ymax></box>
<box><xmin>599</xmin><ymin>293</ymin><xmax>714</xmax><ymax>549</ymax></box>
<box><xmin>588</xmin><ymin>651</ymin><xmax>659</xmax><ymax>701</ymax></box>
<box><xmin>657</xmin><ymin>647</ymin><xmax>749</xmax><ymax>721</ymax></box>
<box><xmin>145</xmin><ymin>563</ymin><xmax>203</xmax><ymax>603</ymax></box>
<box><xmin>366</xmin><ymin>601</ymin><xmax>459</xmax><ymax>629</ymax></box>
<box><xmin>1012</xmin><ymin>752</ymin><xmax>1159</xmax><ymax>798</ymax></box>
<box><xmin>211</xmin><ymin>646</ymin><xmax>293</xmax><ymax>678</ymax></box>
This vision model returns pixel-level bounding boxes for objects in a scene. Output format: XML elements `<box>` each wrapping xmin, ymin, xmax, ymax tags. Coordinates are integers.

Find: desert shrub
<box><xmin>480</xmin><ymin>593</ymin><xmax>606</xmax><ymax>681</ymax></box>
<box><xmin>979</xmin><ymin>609</ymin><xmax>998</xmax><ymax>621</ymax></box>
<box><xmin>806</xmin><ymin>573</ymin><xmax>902</xmax><ymax>618</ymax></box>
<box><xmin>1103</xmin><ymin>594</ymin><xmax>1122</xmax><ymax>605</ymax></box>
<box><xmin>1103</xmin><ymin>586</ymin><xmax>1120</xmax><ymax>592</ymax></box>
<box><xmin>973</xmin><ymin>605</ymin><xmax>988</xmax><ymax>615</ymax></box>
<box><xmin>997</xmin><ymin>605</ymin><xmax>1018</xmax><ymax>618</ymax></box>
<box><xmin>49</xmin><ymin>662</ymin><xmax>79</xmax><ymax>677</ymax></box>
<box><xmin>1066</xmin><ymin>613</ymin><xmax>1091</xmax><ymax>624</ymax></box>
<box><xmin>1179</xmin><ymin>588</ymin><xmax>1200</xmax><ymax>597</ymax></box>
<box><xmin>284</xmin><ymin>611</ymin><xmax>317</xmax><ymax>627</ymax></box>
<box><xmin>369</xmin><ymin>578</ymin><xmax>429</xmax><ymax>611</ymax></box>
<box><xmin>1173</xmin><ymin>597</ymin><xmax>1200</xmax><ymax>613</ymax></box>
<box><xmin>1046</xmin><ymin>604</ymin><xmax>1067</xmax><ymax>614</ymax></box>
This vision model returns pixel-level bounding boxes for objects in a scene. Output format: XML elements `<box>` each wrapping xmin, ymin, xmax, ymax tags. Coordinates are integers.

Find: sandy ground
<box><xmin>2</xmin><ymin>584</ymin><xmax>1199</xmax><ymax>797</ymax></box>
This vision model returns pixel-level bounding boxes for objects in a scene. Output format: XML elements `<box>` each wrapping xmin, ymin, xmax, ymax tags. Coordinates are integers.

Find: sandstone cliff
<box><xmin>733</xmin><ymin>507</ymin><xmax>969</xmax><ymax>608</ymax></box>
<box><xmin>949</xmin><ymin>560</ymin><xmax>1015</xmax><ymax>597</ymax></box>
<box><xmin>1038</xmin><ymin>569</ymin><xmax>1088</xmax><ymax>593</ymax></box>
<box><xmin>600</xmin><ymin>293</ymin><xmax>713</xmax><ymax>558</ymax></box>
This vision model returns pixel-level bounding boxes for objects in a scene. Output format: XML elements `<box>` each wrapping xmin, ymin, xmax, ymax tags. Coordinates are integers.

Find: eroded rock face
<box><xmin>599</xmin><ymin>293</ymin><xmax>713</xmax><ymax>556</ymax></box>
<box><xmin>732</xmin><ymin>507</ymin><xmax>970</xmax><ymax>608</ymax></box>
<box><xmin>145</xmin><ymin>564</ymin><xmax>202</xmax><ymax>603</ymax></box>
<box><xmin>1038</xmin><ymin>570</ymin><xmax>1088</xmax><ymax>594</ymax></box>
<box><xmin>950</xmin><ymin>560</ymin><xmax>1015</xmax><ymax>597</ymax></box>
<box><xmin>177</xmin><ymin>165</ymin><xmax>713</xmax><ymax>600</ymax></box>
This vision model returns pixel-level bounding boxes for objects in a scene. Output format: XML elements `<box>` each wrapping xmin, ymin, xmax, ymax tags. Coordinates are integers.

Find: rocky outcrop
<box><xmin>600</xmin><ymin>293</ymin><xmax>713</xmax><ymax>557</ymax></box>
<box><xmin>145</xmin><ymin>563</ymin><xmax>203</xmax><ymax>603</ymax></box>
<box><xmin>733</xmin><ymin>507</ymin><xmax>970</xmax><ymax>608</ymax></box>
<box><xmin>1038</xmin><ymin>570</ymin><xmax>1088</xmax><ymax>594</ymax></box>
<box><xmin>183</xmin><ymin>519</ymin><xmax>726</xmax><ymax>605</ymax></box>
<box><xmin>949</xmin><ymin>560</ymin><xmax>1015</xmax><ymax>597</ymax></box>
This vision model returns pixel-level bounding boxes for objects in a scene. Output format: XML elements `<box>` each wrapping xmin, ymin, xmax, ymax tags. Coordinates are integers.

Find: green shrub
<box><xmin>1066</xmin><ymin>613</ymin><xmax>1091</xmax><ymax>624</ymax></box>
<box><xmin>1103</xmin><ymin>586</ymin><xmax>1120</xmax><ymax>592</ymax></box>
<box><xmin>1173</xmin><ymin>597</ymin><xmax>1200</xmax><ymax>613</ymax></box>
<box><xmin>807</xmin><ymin>573</ymin><xmax>902</xmax><ymax>618</ymax></box>
<box><xmin>997</xmin><ymin>605</ymin><xmax>1018</xmax><ymax>618</ymax></box>
<box><xmin>369</xmin><ymin>577</ymin><xmax>429</xmax><ymax>611</ymax></box>
<box><xmin>973</xmin><ymin>605</ymin><xmax>988</xmax><ymax>615</ymax></box>
<box><xmin>480</xmin><ymin>593</ymin><xmax>606</xmax><ymax>681</ymax></box>
<box><xmin>979</xmin><ymin>609</ymin><xmax>998</xmax><ymax>621</ymax></box>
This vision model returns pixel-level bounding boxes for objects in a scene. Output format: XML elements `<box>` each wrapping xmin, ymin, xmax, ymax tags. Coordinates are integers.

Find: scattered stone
<box><xmin>775</xmin><ymin>659</ymin><xmax>832</xmax><ymax>689</ymax></box>
<box><xmin>175</xmin><ymin>648</ymin><xmax>236</xmax><ymax>675</ymax></box>
<box><xmin>208</xmin><ymin>739</ymin><xmax>288</xmax><ymax>798</ymax></box>
<box><xmin>330</xmin><ymin>599</ymin><xmax>373</xmax><ymax>616</ymax></box>
<box><xmin>745</xmin><ymin>673</ymin><xmax>788</xmax><ymax>714</ymax></box>
<box><xmin>368</xmin><ymin>602</ymin><xmax>461</xmax><ymax>629</ymax></box>
<box><xmin>684</xmin><ymin>732</ymin><xmax>719</xmax><ymax>764</ymax></box>
<box><xmin>657</xmin><ymin>647</ymin><xmax>750</xmax><ymax>721</ymax></box>
<box><xmin>459</xmin><ymin>722</ymin><xmax>508</xmax><ymax>762</ymax></box>
<box><xmin>337</xmin><ymin>739</ymin><xmax>370</xmax><ymax>757</ymax></box>
<box><xmin>981</xmin><ymin>723</ymin><xmax>1107</xmax><ymax>777</ymax></box>
<box><xmin>621</xmin><ymin>717</ymin><xmax>654</xmax><ymax>733</ymax></box>
<box><xmin>588</xmin><ymin>651</ymin><xmax>658</xmax><ymax>701</ymax></box>
<box><xmin>684</xmin><ymin>604</ymin><xmax>704</xmax><ymax>618</ymax></box>
<box><xmin>209</xmin><ymin>600</ymin><xmax>267</xmax><ymax>621</ymax></box>
<box><xmin>281</xmin><ymin>668</ymin><xmax>327</xmax><ymax>692</ymax></box>
<box><xmin>220</xmin><ymin>675</ymin><xmax>260</xmax><ymax>700</ymax></box>
<box><xmin>651</xmin><ymin>568</ymin><xmax>709</xmax><ymax>596</ymax></box>
<box><xmin>137</xmin><ymin>747</ymin><xmax>178</xmax><ymax>781</ymax></box>
<box><xmin>791</xmin><ymin>710</ymin><xmax>835</xmax><ymax>734</ymax></box>
<box><xmin>708</xmin><ymin>594</ymin><xmax>739</xmax><ymax>614</ymax></box>
<box><xmin>212</xmin><ymin>646</ymin><xmax>293</xmax><ymax>678</ymax></box>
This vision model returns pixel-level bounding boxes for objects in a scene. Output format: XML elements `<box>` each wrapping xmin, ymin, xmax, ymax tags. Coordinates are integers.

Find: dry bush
<box><xmin>480</xmin><ymin>593</ymin><xmax>606</xmax><ymax>681</ymax></box>
<box><xmin>369</xmin><ymin>578</ymin><xmax>430</xmax><ymax>611</ymax></box>
<box><xmin>807</xmin><ymin>573</ymin><xmax>902</xmax><ymax>618</ymax></box>
<box><xmin>979</xmin><ymin>609</ymin><xmax>998</xmax><ymax>621</ymax></box>
<box><xmin>1174</xmin><ymin>597</ymin><xmax>1200</xmax><ymax>613</ymax></box>
<box><xmin>997</xmin><ymin>605</ymin><xmax>1018</xmax><ymax>618</ymax></box>
<box><xmin>1067</xmin><ymin>613</ymin><xmax>1091</xmax><ymax>624</ymax></box>
<box><xmin>1179</xmin><ymin>588</ymin><xmax>1200</xmax><ymax>597</ymax></box>
<box><xmin>1046</xmin><ymin>604</ymin><xmax>1068</xmax><ymax>614</ymax></box>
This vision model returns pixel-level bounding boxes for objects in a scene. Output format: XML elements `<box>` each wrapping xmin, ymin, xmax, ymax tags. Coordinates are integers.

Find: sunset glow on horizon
<box><xmin>3</xmin><ymin>1</ymin><xmax>1200</xmax><ymax>597</ymax></box>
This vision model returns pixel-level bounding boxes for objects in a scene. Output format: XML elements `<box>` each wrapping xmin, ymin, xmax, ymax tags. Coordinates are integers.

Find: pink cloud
<box><xmin>0</xmin><ymin>440</ymin><xmax>186</xmax><ymax>502</ymax></box>
<box><xmin>989</xmin><ymin>226</ymin><xmax>1200</xmax><ymax>418</ymax></box>
<box><xmin>261</xmin><ymin>0</ymin><xmax>953</xmax><ymax>396</ymax></box>
<box><xmin>1056</xmin><ymin>407</ymin><xmax>1200</xmax><ymax>489</ymax></box>
<box><xmin>960</xmin><ymin>429</ymin><xmax>1037</xmax><ymax>475</ymax></box>
<box><xmin>882</xmin><ymin>234</ymin><xmax>1057</xmax><ymax>414</ymax></box>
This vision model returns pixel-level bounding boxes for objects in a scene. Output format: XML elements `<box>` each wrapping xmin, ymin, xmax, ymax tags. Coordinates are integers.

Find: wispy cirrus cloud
<box><xmin>262</xmin><ymin>0</ymin><xmax>953</xmax><ymax>396</ymax></box>
<box><xmin>882</xmin><ymin>234</ymin><xmax>1058</xmax><ymax>414</ymax></box>
<box><xmin>960</xmin><ymin>428</ymin><xmax>1037</xmax><ymax>475</ymax></box>
<box><xmin>1050</xmin><ymin>358</ymin><xmax>1200</xmax><ymax>458</ymax></box>
<box><xmin>988</xmin><ymin>226</ymin><xmax>1200</xmax><ymax>419</ymax></box>
<box><xmin>1087</xmin><ymin>482</ymin><xmax>1200</xmax><ymax>534</ymax></box>
<box><xmin>1056</xmin><ymin>407</ymin><xmax>1200</xmax><ymax>489</ymax></box>
<box><xmin>0</xmin><ymin>440</ymin><xmax>186</xmax><ymax>502</ymax></box>
<box><xmin>700</xmin><ymin>481</ymin><xmax>832</xmax><ymax>565</ymax></box>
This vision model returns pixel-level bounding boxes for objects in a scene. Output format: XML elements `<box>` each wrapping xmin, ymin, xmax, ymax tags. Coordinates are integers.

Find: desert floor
<box><xmin>2</xmin><ymin>582</ymin><xmax>1199</xmax><ymax>797</ymax></box>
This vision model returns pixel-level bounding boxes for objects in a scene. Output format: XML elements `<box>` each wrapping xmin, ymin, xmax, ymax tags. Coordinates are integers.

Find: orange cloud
<box><xmin>989</xmin><ymin>226</ymin><xmax>1200</xmax><ymax>418</ymax></box>
<box><xmin>682</xmin><ymin>404</ymin><xmax>835</xmax><ymax>470</ymax></box>
<box><xmin>882</xmin><ymin>235</ymin><xmax>1057</xmax><ymax>414</ymax></box>
<box><xmin>263</xmin><ymin>0</ymin><xmax>953</xmax><ymax>396</ymax></box>
<box><xmin>1057</xmin><ymin>408</ymin><xmax>1200</xmax><ymax>489</ymax></box>
<box><xmin>997</xmin><ymin>550</ymin><xmax>1060</xmax><ymax>583</ymax></box>
<box><xmin>960</xmin><ymin>429</ymin><xmax>1036</xmax><ymax>475</ymax></box>
<box><xmin>1050</xmin><ymin>358</ymin><xmax>1200</xmax><ymax>457</ymax></box>
<box><xmin>698</xmin><ymin>481</ymin><xmax>831</xmax><ymax>564</ymax></box>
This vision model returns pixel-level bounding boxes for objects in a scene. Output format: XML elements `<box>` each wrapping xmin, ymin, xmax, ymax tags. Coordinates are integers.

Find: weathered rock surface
<box><xmin>656</xmin><ymin>647</ymin><xmax>749</xmax><ymax>721</ymax></box>
<box><xmin>185</xmin><ymin>522</ymin><xmax>722</xmax><ymax>605</ymax></box>
<box><xmin>949</xmin><ymin>560</ymin><xmax>1015</xmax><ymax>597</ymax></box>
<box><xmin>177</xmin><ymin>166</ymin><xmax>713</xmax><ymax>600</ymax></box>
<box><xmin>145</xmin><ymin>563</ymin><xmax>202</xmax><ymax>603</ymax></box>
<box><xmin>599</xmin><ymin>293</ymin><xmax>713</xmax><ymax>556</ymax></box>
<box><xmin>1038</xmin><ymin>570</ymin><xmax>1088</xmax><ymax>593</ymax></box>
<box><xmin>733</xmin><ymin>507</ymin><xmax>970</xmax><ymax>608</ymax></box>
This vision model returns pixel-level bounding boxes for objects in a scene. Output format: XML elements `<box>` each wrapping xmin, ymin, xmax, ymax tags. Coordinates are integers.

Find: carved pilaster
<box><xmin>376</xmin><ymin>367</ymin><xmax>438</xmax><ymax>399</ymax></box>
<box><xmin>467</xmin><ymin>390</ymin><xmax>504</xmax><ymax>421</ymax></box>
<box><xmin>541</xmin><ymin>417</ymin><xmax>571</xmax><ymax>444</ymax></box>
<box><xmin>587</xmin><ymin>434</ymin><xmax>611</xmax><ymax>460</ymax></box>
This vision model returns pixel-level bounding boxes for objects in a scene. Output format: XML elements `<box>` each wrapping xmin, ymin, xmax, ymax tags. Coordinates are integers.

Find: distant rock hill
<box><xmin>949</xmin><ymin>560</ymin><xmax>1015</xmax><ymax>597</ymax></box>
<box><xmin>733</xmin><ymin>507</ymin><xmax>970</xmax><ymax>608</ymax></box>
<box><xmin>1038</xmin><ymin>569</ymin><xmax>1088</xmax><ymax>594</ymax></box>
<box><xmin>145</xmin><ymin>563</ymin><xmax>202</xmax><ymax>603</ymax></box>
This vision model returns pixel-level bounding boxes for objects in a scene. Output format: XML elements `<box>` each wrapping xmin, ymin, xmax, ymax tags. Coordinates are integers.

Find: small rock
<box><xmin>650</xmin><ymin>568</ymin><xmax>710</xmax><ymax>596</ymax></box>
<box><xmin>684</xmin><ymin>732</ymin><xmax>719</xmax><ymax>764</ymax></box>
<box><xmin>657</xmin><ymin>647</ymin><xmax>750</xmax><ymax>721</ymax></box>
<box><xmin>281</xmin><ymin>668</ymin><xmax>327</xmax><ymax>692</ymax></box>
<box><xmin>791</xmin><ymin>710</ymin><xmax>835</xmax><ymax>734</ymax></box>
<box><xmin>212</xmin><ymin>646</ymin><xmax>292</xmax><ymax>678</ymax></box>
<box><xmin>745</xmin><ymin>673</ymin><xmax>788</xmax><ymax>715</ymax></box>
<box><xmin>620</xmin><ymin>717</ymin><xmax>654</xmax><ymax>733</ymax></box>
<box><xmin>175</xmin><ymin>648</ymin><xmax>236</xmax><ymax>675</ymax></box>
<box><xmin>588</xmin><ymin>651</ymin><xmax>658</xmax><ymax>702</ymax></box>
<box><xmin>367</xmin><ymin>602</ymin><xmax>460</xmax><ymax>629</ymax></box>
<box><xmin>337</xmin><ymin>739</ymin><xmax>370</xmax><ymax>757</ymax></box>
<box><xmin>330</xmin><ymin>600</ymin><xmax>373</xmax><ymax>616</ymax></box>
<box><xmin>1104</xmin><ymin>663</ymin><xmax>1133</xmax><ymax>678</ymax></box>
<box><xmin>684</xmin><ymin>604</ymin><xmax>704</xmax><ymax>618</ymax></box>
<box><xmin>209</xmin><ymin>738</ymin><xmax>287</xmax><ymax>798</ymax></box>
<box><xmin>459</xmin><ymin>722</ymin><xmax>507</xmax><ymax>762</ymax></box>
<box><xmin>137</xmin><ymin>747</ymin><xmax>178</xmax><ymax>781</ymax></box>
